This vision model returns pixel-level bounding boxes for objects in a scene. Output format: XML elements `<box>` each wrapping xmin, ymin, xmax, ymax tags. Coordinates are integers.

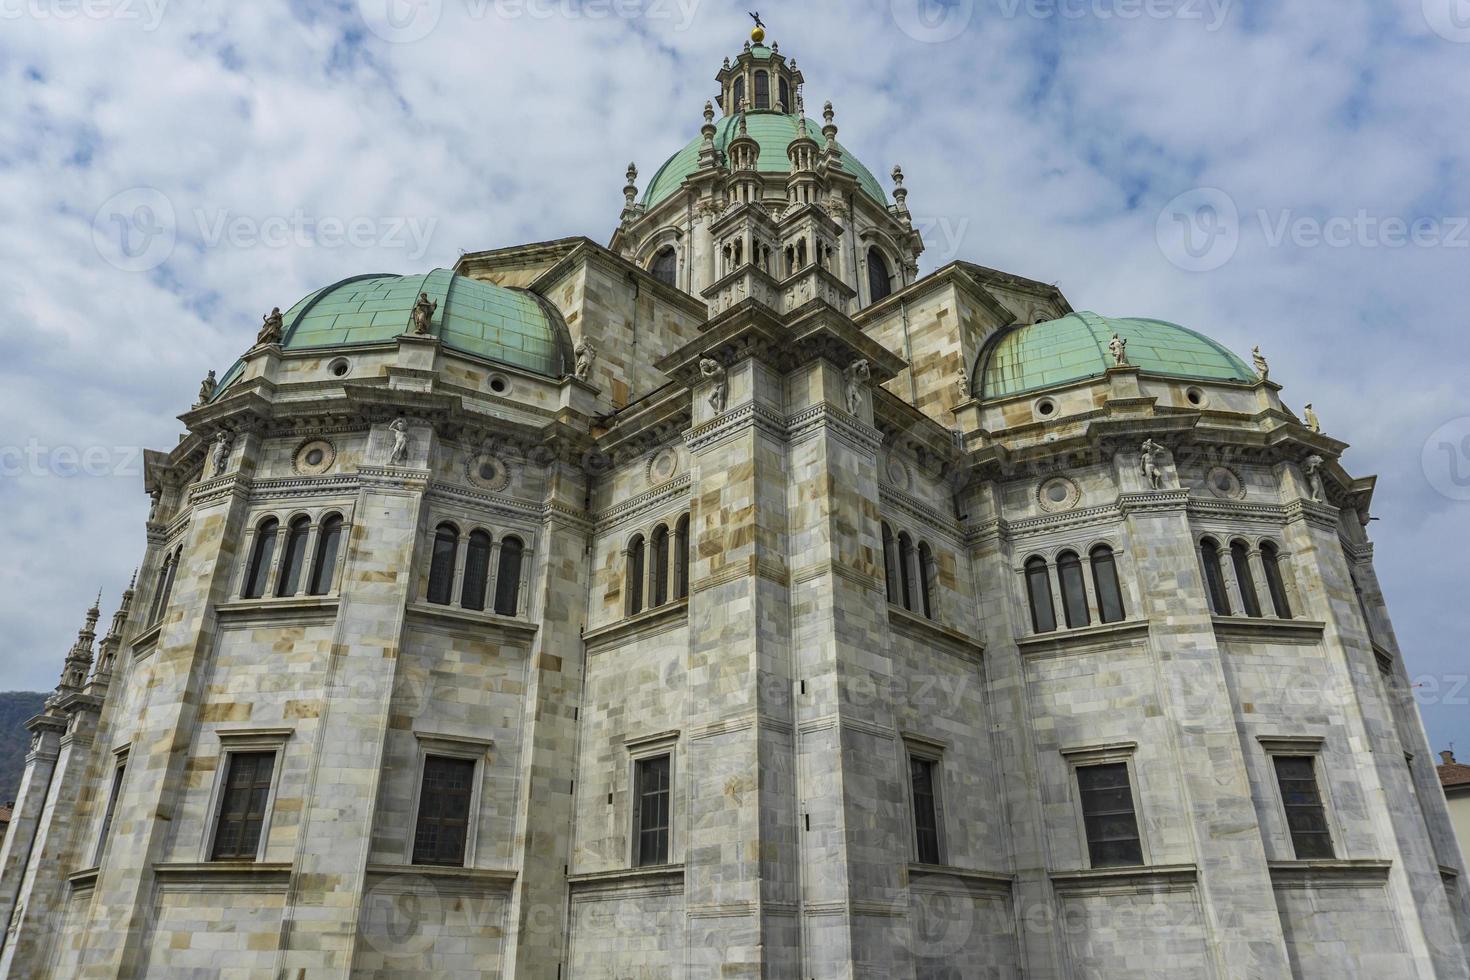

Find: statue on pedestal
<box><xmin>257</xmin><ymin>307</ymin><xmax>284</xmax><ymax>345</ymax></box>
<box><xmin>699</xmin><ymin>358</ymin><xmax>727</xmax><ymax>414</ymax></box>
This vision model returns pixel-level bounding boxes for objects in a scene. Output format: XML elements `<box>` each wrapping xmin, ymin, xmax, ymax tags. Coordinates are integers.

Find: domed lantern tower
<box><xmin>609</xmin><ymin>23</ymin><xmax>923</xmax><ymax>311</ymax></box>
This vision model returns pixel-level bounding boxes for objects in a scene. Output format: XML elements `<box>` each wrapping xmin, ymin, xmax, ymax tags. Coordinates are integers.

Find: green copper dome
<box><xmin>214</xmin><ymin>269</ymin><xmax>570</xmax><ymax>397</ymax></box>
<box><xmin>979</xmin><ymin>311</ymin><xmax>1255</xmax><ymax>399</ymax></box>
<box><xmin>641</xmin><ymin>112</ymin><xmax>888</xmax><ymax>208</ymax></box>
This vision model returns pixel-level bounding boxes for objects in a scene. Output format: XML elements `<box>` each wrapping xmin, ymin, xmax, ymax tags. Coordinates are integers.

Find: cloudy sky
<box><xmin>1</xmin><ymin>0</ymin><xmax>1467</xmax><ymax>752</ymax></box>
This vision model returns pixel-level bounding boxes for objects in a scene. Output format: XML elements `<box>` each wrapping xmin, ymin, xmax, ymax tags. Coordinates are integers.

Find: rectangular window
<box><xmin>1273</xmin><ymin>755</ymin><xmax>1334</xmax><ymax>859</ymax></box>
<box><xmin>910</xmin><ymin>756</ymin><xmax>941</xmax><ymax>864</ymax></box>
<box><xmin>634</xmin><ymin>754</ymin><xmax>671</xmax><ymax>867</ymax></box>
<box><xmin>412</xmin><ymin>755</ymin><xmax>476</xmax><ymax>866</ymax></box>
<box><xmin>95</xmin><ymin>762</ymin><xmax>126</xmax><ymax>862</ymax></box>
<box><xmin>211</xmin><ymin>751</ymin><xmax>276</xmax><ymax>861</ymax></box>
<box><xmin>1077</xmin><ymin>762</ymin><xmax>1143</xmax><ymax>868</ymax></box>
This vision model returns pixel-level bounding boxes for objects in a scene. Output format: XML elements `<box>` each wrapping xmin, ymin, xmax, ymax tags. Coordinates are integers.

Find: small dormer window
<box><xmin>754</xmin><ymin>71</ymin><xmax>770</xmax><ymax>109</ymax></box>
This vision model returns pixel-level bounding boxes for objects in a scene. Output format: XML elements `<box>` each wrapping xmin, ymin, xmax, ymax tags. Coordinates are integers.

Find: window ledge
<box><xmin>908</xmin><ymin>863</ymin><xmax>1013</xmax><ymax>894</ymax></box>
<box><xmin>583</xmin><ymin>598</ymin><xmax>689</xmax><ymax>651</ymax></box>
<box><xmin>567</xmin><ymin>863</ymin><xmax>685</xmax><ymax>894</ymax></box>
<box><xmin>405</xmin><ymin>602</ymin><xmax>539</xmax><ymax>636</ymax></box>
<box><xmin>1267</xmin><ymin>859</ymin><xmax>1391</xmax><ymax>888</ymax></box>
<box><xmin>1016</xmin><ymin>619</ymin><xmax>1150</xmax><ymax>656</ymax></box>
<box><xmin>1049</xmin><ymin>863</ymin><xmax>1197</xmax><ymax>893</ymax></box>
<box><xmin>216</xmin><ymin>595</ymin><xmax>341</xmax><ymax>622</ymax></box>
<box><xmin>129</xmin><ymin>621</ymin><xmax>163</xmax><ymax>656</ymax></box>
<box><xmin>366</xmin><ymin>863</ymin><xmax>517</xmax><ymax>889</ymax></box>
<box><xmin>67</xmin><ymin>866</ymin><xmax>99</xmax><ymax>889</ymax></box>
<box><xmin>151</xmin><ymin>861</ymin><xmax>293</xmax><ymax>885</ymax></box>
<box><xmin>888</xmin><ymin>605</ymin><xmax>985</xmax><ymax>659</ymax></box>
<box><xmin>1211</xmin><ymin>616</ymin><xmax>1325</xmax><ymax>641</ymax></box>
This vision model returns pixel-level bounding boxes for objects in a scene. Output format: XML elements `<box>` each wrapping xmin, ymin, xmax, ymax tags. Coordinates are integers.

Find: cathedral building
<box><xmin>2</xmin><ymin>24</ymin><xmax>1467</xmax><ymax>979</ymax></box>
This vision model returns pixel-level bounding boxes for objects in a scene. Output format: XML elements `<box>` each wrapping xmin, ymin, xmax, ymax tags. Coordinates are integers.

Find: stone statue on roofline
<box><xmin>210</xmin><ymin>432</ymin><xmax>232</xmax><ymax>477</ymax></box>
<box><xmin>257</xmin><ymin>307</ymin><xmax>284</xmax><ymax>346</ymax></box>
<box><xmin>388</xmin><ymin>418</ymin><xmax>411</xmax><ymax>466</ymax></box>
<box><xmin>1303</xmin><ymin>454</ymin><xmax>1327</xmax><ymax>502</ymax></box>
<box><xmin>1140</xmin><ymin>438</ymin><xmax>1167</xmax><ymax>490</ymax></box>
<box><xmin>699</xmin><ymin>358</ymin><xmax>727</xmax><ymax>414</ymax></box>
<box><xmin>1109</xmin><ymin>333</ymin><xmax>1128</xmax><ymax>367</ymax></box>
<box><xmin>411</xmin><ymin>292</ymin><xmax>437</xmax><ymax>335</ymax></box>
<box><xmin>195</xmin><ymin>369</ymin><xmax>216</xmax><ymax>407</ymax></box>
<box><xmin>844</xmin><ymin>359</ymin><xmax>871</xmax><ymax>415</ymax></box>
<box><xmin>1252</xmin><ymin>345</ymin><xmax>1269</xmax><ymax>381</ymax></box>
<box><xmin>1303</xmin><ymin>403</ymin><xmax>1321</xmax><ymax>433</ymax></box>
<box><xmin>574</xmin><ymin>339</ymin><xmax>597</xmax><ymax>382</ymax></box>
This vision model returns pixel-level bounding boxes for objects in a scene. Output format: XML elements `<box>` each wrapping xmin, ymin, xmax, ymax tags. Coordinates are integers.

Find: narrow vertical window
<box><xmin>732</xmin><ymin>76</ymin><xmax>745</xmax><ymax>110</ymax></box>
<box><xmin>779</xmin><ymin>77</ymin><xmax>791</xmax><ymax>112</ymax></box>
<box><xmin>634</xmin><ymin>755</ymin><xmax>671</xmax><ymax>867</ymax></box>
<box><xmin>211</xmin><ymin>751</ymin><xmax>276</xmax><ymax>861</ymax></box>
<box><xmin>897</xmin><ymin>532</ymin><xmax>915</xmax><ymax>611</ymax></box>
<box><xmin>95</xmin><ymin>762</ymin><xmax>126</xmax><ymax>862</ymax></box>
<box><xmin>753</xmin><ymin>70</ymin><xmax>770</xmax><ymax>109</ymax></box>
<box><xmin>1057</xmin><ymin>551</ymin><xmax>1090</xmax><ymax>629</ymax></box>
<box><xmin>1077</xmin><ymin>763</ymin><xmax>1143</xmax><ymax>867</ymax></box>
<box><xmin>673</xmin><ymin>515</ymin><xmax>690</xmax><ymax>600</ymax></box>
<box><xmin>148</xmin><ymin>553</ymin><xmax>171</xmax><ymax>623</ymax></box>
<box><xmin>1089</xmin><ymin>545</ymin><xmax>1125</xmax><ymax>624</ymax></box>
<box><xmin>275</xmin><ymin>516</ymin><xmax>311</xmax><ymax>597</ymax></box>
<box><xmin>918</xmin><ymin>542</ymin><xmax>935</xmax><ymax>620</ymax></box>
<box><xmin>1231</xmin><ymin>540</ymin><xmax>1261</xmax><ymax>617</ymax></box>
<box><xmin>626</xmin><ymin>536</ymin><xmax>645</xmax><ymax>616</ymax></box>
<box><xmin>426</xmin><ymin>523</ymin><xmax>458</xmax><ymax>605</ymax></box>
<box><xmin>650</xmin><ymin>246</ymin><xmax>677</xmax><ymax>287</ymax></box>
<box><xmin>308</xmin><ymin>514</ymin><xmax>343</xmax><ymax>596</ymax></box>
<box><xmin>1260</xmin><ymin>542</ymin><xmax>1292</xmax><ymax>619</ymax></box>
<box><xmin>881</xmin><ymin>523</ymin><xmax>898</xmax><ymax>604</ymax></box>
<box><xmin>1200</xmin><ymin>538</ymin><xmax>1231</xmax><ymax>616</ymax></box>
<box><xmin>152</xmin><ymin>548</ymin><xmax>180</xmax><ymax>622</ymax></box>
<box><xmin>412</xmin><ymin>755</ymin><xmax>476</xmax><ymax>866</ymax></box>
<box><xmin>1273</xmin><ymin>755</ymin><xmax>1334</xmax><ymax>859</ymax></box>
<box><xmin>493</xmin><ymin>536</ymin><xmax>524</xmax><ymax>616</ymax></box>
<box><xmin>243</xmin><ymin>519</ymin><xmax>278</xmax><ymax>600</ymax></box>
<box><xmin>910</xmin><ymin>756</ymin><xmax>941</xmax><ymax>864</ymax></box>
<box><xmin>1025</xmin><ymin>556</ymin><xmax>1056</xmax><ymax>633</ymax></box>
<box><xmin>651</xmin><ymin>525</ymin><xmax>670</xmax><ymax>608</ymax></box>
<box><xmin>867</xmin><ymin>248</ymin><xmax>893</xmax><ymax>303</ymax></box>
<box><xmin>461</xmin><ymin>530</ymin><xmax>492</xmax><ymax>611</ymax></box>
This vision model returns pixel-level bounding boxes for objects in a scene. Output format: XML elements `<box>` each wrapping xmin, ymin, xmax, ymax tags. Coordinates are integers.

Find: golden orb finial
<box><xmin>751</xmin><ymin>24</ymin><xmax>765</xmax><ymax>43</ymax></box>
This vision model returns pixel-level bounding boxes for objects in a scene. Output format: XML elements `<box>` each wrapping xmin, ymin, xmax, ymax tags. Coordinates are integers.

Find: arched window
<box><xmin>494</xmin><ymin>535</ymin><xmax>523</xmax><ymax>616</ymax></box>
<box><xmin>276</xmin><ymin>516</ymin><xmax>311</xmax><ymax>597</ymax></box>
<box><xmin>897</xmin><ymin>532</ymin><xmax>916</xmax><ymax>611</ymax></box>
<box><xmin>308</xmin><ymin>514</ymin><xmax>343</xmax><ymax>596</ymax></box>
<box><xmin>881</xmin><ymin>523</ymin><xmax>898</xmax><ymax>604</ymax></box>
<box><xmin>918</xmin><ymin>542</ymin><xmax>935</xmax><ymax>620</ymax></box>
<box><xmin>1260</xmin><ymin>542</ymin><xmax>1292</xmax><ymax>619</ymax></box>
<box><xmin>426</xmin><ymin>523</ymin><xmax>459</xmax><ymax>605</ymax></box>
<box><xmin>754</xmin><ymin>71</ymin><xmax>769</xmax><ymax>109</ymax></box>
<box><xmin>151</xmin><ymin>547</ymin><xmax>180</xmax><ymax>623</ymax></box>
<box><xmin>651</xmin><ymin>246</ymin><xmax>677</xmax><ymax>287</ymax></box>
<box><xmin>626</xmin><ymin>535</ymin><xmax>645</xmax><ymax>616</ymax></box>
<box><xmin>732</xmin><ymin>76</ymin><xmax>745</xmax><ymax>110</ymax></box>
<box><xmin>867</xmin><ymin>248</ymin><xmax>893</xmax><ymax>303</ymax></box>
<box><xmin>651</xmin><ymin>525</ymin><xmax>670</xmax><ymax>608</ymax></box>
<box><xmin>674</xmin><ymin>515</ymin><xmax>690</xmax><ymax>600</ymax></box>
<box><xmin>1025</xmin><ymin>556</ymin><xmax>1056</xmax><ymax>633</ymax></box>
<box><xmin>1200</xmin><ymin>538</ymin><xmax>1230</xmax><ymax>616</ymax></box>
<box><xmin>243</xmin><ymin>519</ymin><xmax>278</xmax><ymax>600</ymax></box>
<box><xmin>1230</xmin><ymin>540</ymin><xmax>1261</xmax><ymax>617</ymax></box>
<box><xmin>1057</xmin><ymin>550</ymin><xmax>1090</xmax><ymax>628</ymax></box>
<box><xmin>1089</xmin><ymin>545</ymin><xmax>1125</xmax><ymax>624</ymax></box>
<box><xmin>779</xmin><ymin>77</ymin><xmax>791</xmax><ymax>112</ymax></box>
<box><xmin>461</xmin><ymin>530</ymin><xmax>492</xmax><ymax>611</ymax></box>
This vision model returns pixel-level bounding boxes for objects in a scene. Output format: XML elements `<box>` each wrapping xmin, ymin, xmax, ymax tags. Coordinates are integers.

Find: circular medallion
<box><xmin>647</xmin><ymin>448</ymin><xmax>679</xmax><ymax>486</ymax></box>
<box><xmin>1206</xmin><ymin>465</ymin><xmax>1245</xmax><ymax>500</ymax></box>
<box><xmin>293</xmin><ymin>438</ymin><xmax>336</xmax><ymax>476</ymax></box>
<box><xmin>1037</xmin><ymin>476</ymin><xmax>1081</xmax><ymax>513</ymax></box>
<box><xmin>885</xmin><ymin>456</ymin><xmax>912</xmax><ymax>491</ymax></box>
<box><xmin>467</xmin><ymin>453</ymin><xmax>511</xmax><ymax>492</ymax></box>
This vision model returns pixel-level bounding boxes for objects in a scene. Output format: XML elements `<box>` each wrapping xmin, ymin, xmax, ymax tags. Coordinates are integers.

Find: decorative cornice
<box><xmin>1283</xmin><ymin>497</ymin><xmax>1341</xmax><ymax>530</ymax></box>
<box><xmin>1015</xmin><ymin>619</ymin><xmax>1151</xmax><ymax>658</ymax></box>
<box><xmin>1267</xmin><ymin>859</ymin><xmax>1392</xmax><ymax>889</ymax></box>
<box><xmin>907</xmin><ymin>864</ymin><xmax>1014</xmax><ymax>897</ymax></box>
<box><xmin>583</xmin><ymin>599</ymin><xmax>689</xmax><ymax>652</ymax></box>
<box><xmin>686</xmin><ymin>400</ymin><xmax>787</xmax><ymax>453</ymax></box>
<box><xmin>785</xmin><ymin>402</ymin><xmax>884</xmax><ymax>455</ymax></box>
<box><xmin>594</xmin><ymin>474</ymin><xmax>692</xmax><ymax>533</ymax></box>
<box><xmin>878</xmin><ymin>485</ymin><xmax>960</xmax><ymax>539</ymax></box>
<box><xmin>887</xmin><ymin>605</ymin><xmax>985</xmax><ymax>661</ymax></box>
<box><xmin>1117</xmin><ymin>489</ymin><xmax>1192</xmax><ymax>516</ymax></box>
<box><xmin>1211</xmin><ymin>617</ymin><xmax>1326</xmax><ymax>642</ymax></box>
<box><xmin>1049</xmin><ymin>863</ymin><xmax>1198</xmax><ymax>893</ymax></box>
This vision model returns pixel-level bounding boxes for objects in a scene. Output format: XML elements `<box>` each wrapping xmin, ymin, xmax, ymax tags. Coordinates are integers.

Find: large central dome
<box><xmin>641</xmin><ymin>110</ymin><xmax>888</xmax><ymax>208</ymax></box>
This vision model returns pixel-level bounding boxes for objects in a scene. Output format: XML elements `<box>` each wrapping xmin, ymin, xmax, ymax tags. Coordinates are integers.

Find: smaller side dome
<box><xmin>978</xmin><ymin>311</ymin><xmax>1254</xmax><ymax>400</ymax></box>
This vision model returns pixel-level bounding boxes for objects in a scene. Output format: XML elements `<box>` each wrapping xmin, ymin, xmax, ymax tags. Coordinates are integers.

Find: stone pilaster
<box><xmin>0</xmin><ymin>714</ymin><xmax>64</xmax><ymax>953</ymax></box>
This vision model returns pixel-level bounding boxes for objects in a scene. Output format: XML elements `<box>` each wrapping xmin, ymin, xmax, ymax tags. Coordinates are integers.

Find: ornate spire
<box><xmin>698</xmin><ymin>101</ymin><xmax>721</xmax><ymax>170</ymax></box>
<box><xmin>623</xmin><ymin>162</ymin><xmax>639</xmax><ymax>208</ymax></box>
<box><xmin>92</xmin><ymin>571</ymin><xmax>137</xmax><ymax>682</ymax></box>
<box><xmin>821</xmin><ymin>101</ymin><xmax>841</xmax><ymax>159</ymax></box>
<box><xmin>891</xmin><ymin>165</ymin><xmax>911</xmax><ymax>223</ymax></box>
<box><xmin>52</xmin><ymin>597</ymin><xmax>101</xmax><ymax>702</ymax></box>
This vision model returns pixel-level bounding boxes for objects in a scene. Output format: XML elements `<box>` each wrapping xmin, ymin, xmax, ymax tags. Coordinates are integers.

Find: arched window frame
<box><xmin>867</xmin><ymin>247</ymin><xmax>893</xmax><ymax>304</ymax></box>
<box><xmin>753</xmin><ymin>70</ymin><xmax>770</xmax><ymax>109</ymax></box>
<box><xmin>1199</xmin><ymin>537</ymin><xmax>1231</xmax><ymax>616</ymax></box>
<box><xmin>150</xmin><ymin>545</ymin><xmax>182</xmax><ymax>624</ymax></box>
<box><xmin>493</xmin><ymin>535</ymin><xmax>524</xmax><ymax>616</ymax></box>
<box><xmin>917</xmin><ymin>541</ymin><xmax>936</xmax><ymax>620</ymax></box>
<box><xmin>881</xmin><ymin>522</ymin><xmax>898</xmax><ymax>605</ymax></box>
<box><xmin>1056</xmin><ymin>550</ymin><xmax>1090</xmax><ymax>629</ymax></box>
<box><xmin>626</xmin><ymin>534</ymin><xmax>646</xmax><ymax>617</ymax></box>
<box><xmin>242</xmin><ymin>517</ymin><xmax>280</xmax><ymax>600</ymax></box>
<box><xmin>1259</xmin><ymin>540</ymin><xmax>1293</xmax><ymax>619</ymax></box>
<box><xmin>897</xmin><ymin>532</ymin><xmax>916</xmax><ymax>612</ymax></box>
<box><xmin>651</xmin><ymin>524</ymin><xmax>671</xmax><ymax>608</ymax></box>
<box><xmin>778</xmin><ymin>77</ymin><xmax>791</xmax><ymax>112</ymax></box>
<box><xmin>673</xmin><ymin>515</ymin><xmax>691</xmax><ymax>600</ymax></box>
<box><xmin>426</xmin><ymin>522</ymin><xmax>460</xmax><ymax>605</ymax></box>
<box><xmin>650</xmin><ymin>246</ymin><xmax>677</xmax><ymax>287</ymax></box>
<box><xmin>732</xmin><ymin>76</ymin><xmax>745</xmax><ymax>110</ymax></box>
<box><xmin>276</xmin><ymin>515</ymin><xmax>312</xmax><ymax>598</ymax></box>
<box><xmin>461</xmin><ymin>529</ymin><xmax>493</xmax><ymax>611</ymax></box>
<box><xmin>1024</xmin><ymin>555</ymin><xmax>1056</xmax><ymax>633</ymax></box>
<box><xmin>1229</xmin><ymin>538</ymin><xmax>1262</xmax><ymax>617</ymax></box>
<box><xmin>1088</xmin><ymin>544</ymin><xmax>1126</xmax><ymax>624</ymax></box>
<box><xmin>308</xmin><ymin>513</ymin><xmax>345</xmax><ymax>596</ymax></box>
